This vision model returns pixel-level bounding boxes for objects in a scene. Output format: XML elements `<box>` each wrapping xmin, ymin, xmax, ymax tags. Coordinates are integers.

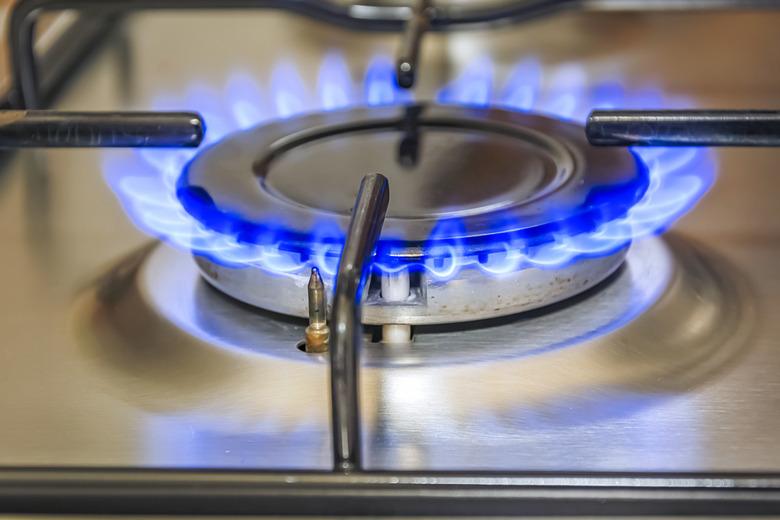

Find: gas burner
<box><xmin>178</xmin><ymin>102</ymin><xmax>647</xmax><ymax>325</ymax></box>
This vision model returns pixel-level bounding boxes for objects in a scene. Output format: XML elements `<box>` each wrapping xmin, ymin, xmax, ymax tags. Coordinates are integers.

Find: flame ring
<box><xmin>104</xmin><ymin>56</ymin><xmax>716</xmax><ymax>282</ymax></box>
<box><xmin>178</xmin><ymin>103</ymin><xmax>648</xmax><ymax>276</ymax></box>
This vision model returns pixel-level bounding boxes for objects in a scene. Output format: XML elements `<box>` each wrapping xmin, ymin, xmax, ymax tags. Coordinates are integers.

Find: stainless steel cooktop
<box><xmin>1</xmin><ymin>5</ymin><xmax>779</xmax><ymax>485</ymax></box>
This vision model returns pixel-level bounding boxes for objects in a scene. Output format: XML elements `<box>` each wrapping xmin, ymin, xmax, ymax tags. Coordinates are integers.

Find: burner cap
<box><xmin>178</xmin><ymin>103</ymin><xmax>647</xmax><ymax>264</ymax></box>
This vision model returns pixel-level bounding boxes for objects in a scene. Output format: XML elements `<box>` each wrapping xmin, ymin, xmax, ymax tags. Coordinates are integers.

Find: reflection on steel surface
<box><xmin>72</xmin><ymin>233</ymin><xmax>753</xmax><ymax>469</ymax></box>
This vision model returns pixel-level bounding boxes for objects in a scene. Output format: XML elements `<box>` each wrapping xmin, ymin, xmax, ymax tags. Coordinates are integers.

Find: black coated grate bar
<box><xmin>1</xmin><ymin>468</ymin><xmax>780</xmax><ymax>515</ymax></box>
<box><xmin>0</xmin><ymin>110</ymin><xmax>205</xmax><ymax>148</ymax></box>
<box><xmin>329</xmin><ymin>174</ymin><xmax>389</xmax><ymax>472</ymax></box>
<box><xmin>587</xmin><ymin>110</ymin><xmax>780</xmax><ymax>147</ymax></box>
<box><xmin>395</xmin><ymin>0</ymin><xmax>432</xmax><ymax>89</ymax></box>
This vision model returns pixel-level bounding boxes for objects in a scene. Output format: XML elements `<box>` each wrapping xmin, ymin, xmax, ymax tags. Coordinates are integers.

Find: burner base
<box><xmin>193</xmin><ymin>247</ymin><xmax>628</xmax><ymax>326</ymax></box>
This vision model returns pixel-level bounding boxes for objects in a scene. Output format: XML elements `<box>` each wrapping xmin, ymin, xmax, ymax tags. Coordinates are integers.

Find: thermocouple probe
<box><xmin>587</xmin><ymin>110</ymin><xmax>780</xmax><ymax>147</ymax></box>
<box><xmin>0</xmin><ymin>110</ymin><xmax>205</xmax><ymax>148</ymax></box>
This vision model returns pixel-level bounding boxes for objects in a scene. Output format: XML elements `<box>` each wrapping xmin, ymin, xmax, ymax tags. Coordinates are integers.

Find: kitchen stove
<box><xmin>1</xmin><ymin>1</ymin><xmax>780</xmax><ymax>516</ymax></box>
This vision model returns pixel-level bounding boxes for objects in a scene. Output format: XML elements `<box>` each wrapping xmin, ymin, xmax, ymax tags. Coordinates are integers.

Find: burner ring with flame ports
<box><xmin>179</xmin><ymin>103</ymin><xmax>648</xmax><ymax>325</ymax></box>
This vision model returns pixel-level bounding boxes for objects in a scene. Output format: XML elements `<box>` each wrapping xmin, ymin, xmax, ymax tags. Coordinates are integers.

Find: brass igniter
<box><xmin>304</xmin><ymin>267</ymin><xmax>330</xmax><ymax>353</ymax></box>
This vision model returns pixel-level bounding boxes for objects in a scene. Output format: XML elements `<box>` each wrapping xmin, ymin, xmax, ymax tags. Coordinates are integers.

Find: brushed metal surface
<box><xmin>0</xmin><ymin>10</ymin><xmax>778</xmax><ymax>472</ymax></box>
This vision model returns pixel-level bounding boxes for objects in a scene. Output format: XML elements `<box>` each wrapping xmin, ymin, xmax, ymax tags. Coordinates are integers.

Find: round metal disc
<box><xmin>178</xmin><ymin>103</ymin><xmax>648</xmax><ymax>260</ymax></box>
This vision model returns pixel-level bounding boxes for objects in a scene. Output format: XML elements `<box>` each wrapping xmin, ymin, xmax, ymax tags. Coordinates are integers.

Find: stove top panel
<box><xmin>0</xmin><ymin>10</ymin><xmax>779</xmax><ymax>473</ymax></box>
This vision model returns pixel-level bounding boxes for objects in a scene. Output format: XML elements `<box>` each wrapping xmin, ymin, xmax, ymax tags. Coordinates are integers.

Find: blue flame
<box><xmin>437</xmin><ymin>55</ymin><xmax>493</xmax><ymax>106</ymax></box>
<box><xmin>501</xmin><ymin>58</ymin><xmax>542</xmax><ymax>111</ymax></box>
<box><xmin>105</xmin><ymin>55</ymin><xmax>715</xmax><ymax>281</ymax></box>
<box><xmin>270</xmin><ymin>61</ymin><xmax>312</xmax><ymax>118</ymax></box>
<box><xmin>318</xmin><ymin>52</ymin><xmax>353</xmax><ymax>110</ymax></box>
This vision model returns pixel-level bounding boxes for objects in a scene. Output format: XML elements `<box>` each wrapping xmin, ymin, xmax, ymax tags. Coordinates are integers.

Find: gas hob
<box><xmin>0</xmin><ymin>3</ymin><xmax>780</xmax><ymax>516</ymax></box>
